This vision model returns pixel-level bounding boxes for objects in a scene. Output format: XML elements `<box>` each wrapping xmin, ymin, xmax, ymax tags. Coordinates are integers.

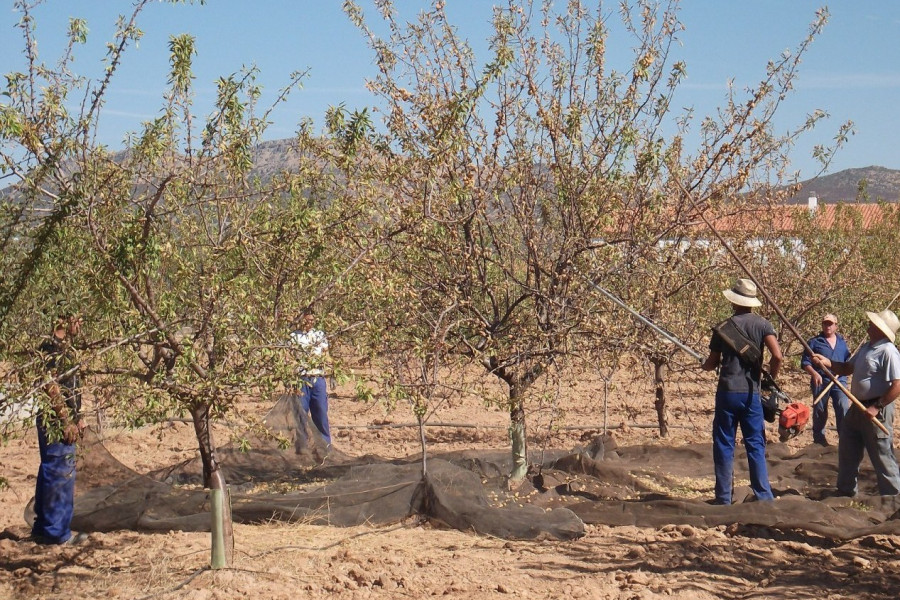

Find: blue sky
<box><xmin>3</xmin><ymin>1</ymin><xmax>899</xmax><ymax>181</ymax></box>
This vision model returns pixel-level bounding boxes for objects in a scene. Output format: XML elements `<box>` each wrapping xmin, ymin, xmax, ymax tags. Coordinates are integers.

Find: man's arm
<box><xmin>701</xmin><ymin>351</ymin><xmax>720</xmax><ymax>372</ymax></box>
<box><xmin>803</xmin><ymin>364</ymin><xmax>823</xmax><ymax>387</ymax></box>
<box><xmin>860</xmin><ymin>379</ymin><xmax>900</xmax><ymax>421</ymax></box>
<box><xmin>812</xmin><ymin>354</ymin><xmax>854</xmax><ymax>376</ymax></box>
<box><xmin>800</xmin><ymin>338</ymin><xmax>823</xmax><ymax>385</ymax></box>
<box><xmin>878</xmin><ymin>380</ymin><xmax>900</xmax><ymax>409</ymax></box>
<box><xmin>764</xmin><ymin>334</ymin><xmax>783</xmax><ymax>379</ymax></box>
<box><xmin>799</xmin><ymin>339</ymin><xmax>815</xmax><ymax>370</ymax></box>
<box><xmin>838</xmin><ymin>335</ymin><xmax>852</xmax><ymax>362</ymax></box>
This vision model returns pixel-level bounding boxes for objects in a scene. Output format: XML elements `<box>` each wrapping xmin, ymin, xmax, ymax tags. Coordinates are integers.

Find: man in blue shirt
<box><xmin>801</xmin><ymin>313</ymin><xmax>850</xmax><ymax>446</ymax></box>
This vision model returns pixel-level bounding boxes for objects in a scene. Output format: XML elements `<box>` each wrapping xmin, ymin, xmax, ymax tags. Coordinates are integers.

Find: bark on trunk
<box><xmin>509</xmin><ymin>382</ymin><xmax>527</xmax><ymax>481</ymax></box>
<box><xmin>652</xmin><ymin>356</ymin><xmax>669</xmax><ymax>438</ymax></box>
<box><xmin>417</xmin><ymin>413</ymin><xmax>428</xmax><ymax>478</ymax></box>
<box><xmin>190</xmin><ymin>402</ymin><xmax>234</xmax><ymax>567</ymax></box>
<box><xmin>191</xmin><ymin>402</ymin><xmax>219</xmax><ymax>488</ymax></box>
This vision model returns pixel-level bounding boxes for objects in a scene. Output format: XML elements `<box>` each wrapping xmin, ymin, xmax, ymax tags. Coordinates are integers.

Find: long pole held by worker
<box><xmin>812</xmin><ymin>288</ymin><xmax>900</xmax><ymax>406</ymax></box>
<box><xmin>581</xmin><ymin>275</ymin><xmax>705</xmax><ymax>363</ymax></box>
<box><xmin>676</xmin><ymin>180</ymin><xmax>890</xmax><ymax>435</ymax></box>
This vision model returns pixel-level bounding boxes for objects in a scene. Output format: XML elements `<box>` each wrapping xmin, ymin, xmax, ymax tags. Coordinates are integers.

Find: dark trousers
<box><xmin>33</xmin><ymin>420</ymin><xmax>76</xmax><ymax>544</ymax></box>
<box><xmin>712</xmin><ymin>390</ymin><xmax>774</xmax><ymax>504</ymax></box>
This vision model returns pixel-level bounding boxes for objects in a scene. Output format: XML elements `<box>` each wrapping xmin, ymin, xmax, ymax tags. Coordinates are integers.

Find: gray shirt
<box><xmin>709</xmin><ymin>312</ymin><xmax>776</xmax><ymax>393</ymax></box>
<box><xmin>848</xmin><ymin>338</ymin><xmax>900</xmax><ymax>402</ymax></box>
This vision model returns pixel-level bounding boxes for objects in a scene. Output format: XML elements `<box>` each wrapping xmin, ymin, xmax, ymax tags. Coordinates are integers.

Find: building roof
<box><xmin>710</xmin><ymin>202</ymin><xmax>889</xmax><ymax>233</ymax></box>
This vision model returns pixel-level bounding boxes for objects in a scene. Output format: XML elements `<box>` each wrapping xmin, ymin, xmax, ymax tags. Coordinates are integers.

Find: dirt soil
<box><xmin>2</xmin><ymin>364</ymin><xmax>900</xmax><ymax>599</ymax></box>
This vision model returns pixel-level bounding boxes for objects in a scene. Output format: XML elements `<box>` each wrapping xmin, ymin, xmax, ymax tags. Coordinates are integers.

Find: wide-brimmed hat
<box><xmin>866</xmin><ymin>309</ymin><xmax>900</xmax><ymax>343</ymax></box>
<box><xmin>722</xmin><ymin>278</ymin><xmax>762</xmax><ymax>308</ymax></box>
<box><xmin>822</xmin><ymin>313</ymin><xmax>838</xmax><ymax>324</ymax></box>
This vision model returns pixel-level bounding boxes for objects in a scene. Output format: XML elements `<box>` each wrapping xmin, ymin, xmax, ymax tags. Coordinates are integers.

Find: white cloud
<box><xmin>103</xmin><ymin>109</ymin><xmax>156</xmax><ymax>119</ymax></box>
<box><xmin>108</xmin><ymin>88</ymin><xmax>160</xmax><ymax>97</ymax></box>
<box><xmin>679</xmin><ymin>82</ymin><xmax>730</xmax><ymax>91</ymax></box>
<box><xmin>799</xmin><ymin>73</ymin><xmax>900</xmax><ymax>90</ymax></box>
<box><xmin>682</xmin><ymin>73</ymin><xmax>900</xmax><ymax>92</ymax></box>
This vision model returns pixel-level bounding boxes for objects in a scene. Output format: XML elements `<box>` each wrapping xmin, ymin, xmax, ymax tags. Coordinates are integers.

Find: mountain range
<box><xmin>786</xmin><ymin>166</ymin><xmax>900</xmax><ymax>204</ymax></box>
<box><xmin>248</xmin><ymin>141</ymin><xmax>900</xmax><ymax>205</ymax></box>
<box><xmin>3</xmin><ymin>137</ymin><xmax>899</xmax><ymax>205</ymax></box>
<box><xmin>244</xmin><ymin>141</ymin><xmax>900</xmax><ymax>205</ymax></box>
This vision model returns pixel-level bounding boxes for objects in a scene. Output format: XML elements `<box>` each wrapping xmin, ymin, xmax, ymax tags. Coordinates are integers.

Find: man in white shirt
<box><xmin>290</xmin><ymin>312</ymin><xmax>331</xmax><ymax>446</ymax></box>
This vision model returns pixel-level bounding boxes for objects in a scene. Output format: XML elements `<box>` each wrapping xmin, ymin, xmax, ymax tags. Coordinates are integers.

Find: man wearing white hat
<box><xmin>702</xmin><ymin>278</ymin><xmax>783</xmax><ymax>505</ymax></box>
<box><xmin>813</xmin><ymin>309</ymin><xmax>900</xmax><ymax>496</ymax></box>
<box><xmin>800</xmin><ymin>313</ymin><xmax>850</xmax><ymax>446</ymax></box>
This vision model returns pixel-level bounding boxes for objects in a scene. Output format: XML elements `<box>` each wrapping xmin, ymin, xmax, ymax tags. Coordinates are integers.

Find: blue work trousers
<box><xmin>712</xmin><ymin>390</ymin><xmax>774</xmax><ymax>504</ymax></box>
<box><xmin>811</xmin><ymin>382</ymin><xmax>849</xmax><ymax>442</ymax></box>
<box><xmin>295</xmin><ymin>376</ymin><xmax>330</xmax><ymax>444</ymax></box>
<box><xmin>32</xmin><ymin>421</ymin><xmax>76</xmax><ymax>544</ymax></box>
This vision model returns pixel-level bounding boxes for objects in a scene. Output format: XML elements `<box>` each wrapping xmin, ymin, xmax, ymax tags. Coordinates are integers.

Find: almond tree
<box><xmin>764</xmin><ymin>194</ymin><xmax>900</xmax><ymax>354</ymax></box>
<box><xmin>342</xmin><ymin>0</ymin><xmax>848</xmax><ymax>474</ymax></box>
<box><xmin>70</xmin><ymin>37</ymin><xmax>366</xmax><ymax>558</ymax></box>
<box><xmin>0</xmin><ymin>1</ymin><xmax>362</xmax><ymax>565</ymax></box>
<box><xmin>0</xmin><ymin>0</ymin><xmax>180</xmax><ymax>436</ymax></box>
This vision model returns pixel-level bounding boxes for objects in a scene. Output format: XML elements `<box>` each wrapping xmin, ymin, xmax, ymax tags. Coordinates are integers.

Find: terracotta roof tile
<box><xmin>710</xmin><ymin>203</ymin><xmax>887</xmax><ymax>232</ymax></box>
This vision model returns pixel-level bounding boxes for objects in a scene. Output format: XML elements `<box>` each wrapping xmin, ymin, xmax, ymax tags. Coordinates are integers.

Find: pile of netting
<box><xmin>57</xmin><ymin>395</ymin><xmax>900</xmax><ymax>541</ymax></box>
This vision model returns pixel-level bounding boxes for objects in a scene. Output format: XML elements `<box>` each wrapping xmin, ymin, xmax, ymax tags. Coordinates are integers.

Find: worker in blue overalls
<box><xmin>32</xmin><ymin>312</ymin><xmax>85</xmax><ymax>545</ymax></box>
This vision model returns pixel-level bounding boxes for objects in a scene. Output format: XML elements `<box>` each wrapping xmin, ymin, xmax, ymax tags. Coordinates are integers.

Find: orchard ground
<box><xmin>2</xmin><ymin>363</ymin><xmax>899</xmax><ymax>599</ymax></box>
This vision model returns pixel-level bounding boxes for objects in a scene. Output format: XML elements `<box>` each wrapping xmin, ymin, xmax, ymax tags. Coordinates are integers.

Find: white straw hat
<box><xmin>722</xmin><ymin>278</ymin><xmax>762</xmax><ymax>308</ymax></box>
<box><xmin>867</xmin><ymin>309</ymin><xmax>900</xmax><ymax>343</ymax></box>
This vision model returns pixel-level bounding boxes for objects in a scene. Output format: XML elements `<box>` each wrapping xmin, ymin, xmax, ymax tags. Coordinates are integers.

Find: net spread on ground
<box><xmin>62</xmin><ymin>395</ymin><xmax>900</xmax><ymax>541</ymax></box>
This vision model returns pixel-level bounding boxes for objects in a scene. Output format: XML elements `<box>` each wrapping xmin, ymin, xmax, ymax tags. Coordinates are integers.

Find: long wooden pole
<box><xmin>677</xmin><ymin>181</ymin><xmax>889</xmax><ymax>435</ymax></box>
<box><xmin>582</xmin><ymin>275</ymin><xmax>705</xmax><ymax>362</ymax></box>
<box><xmin>811</xmin><ymin>379</ymin><xmax>833</xmax><ymax>406</ymax></box>
<box><xmin>812</xmin><ymin>288</ymin><xmax>900</xmax><ymax>406</ymax></box>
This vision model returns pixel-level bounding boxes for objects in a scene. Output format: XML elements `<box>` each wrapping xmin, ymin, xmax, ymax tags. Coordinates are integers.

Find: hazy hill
<box><xmin>244</xmin><ymin>142</ymin><xmax>900</xmax><ymax>205</ymax></box>
<box><xmin>787</xmin><ymin>166</ymin><xmax>900</xmax><ymax>204</ymax></box>
<box><xmin>244</xmin><ymin>141</ymin><xmax>900</xmax><ymax>205</ymax></box>
<box><xmin>246</xmin><ymin>142</ymin><xmax>900</xmax><ymax>206</ymax></box>
<box><xmin>0</xmin><ymin>139</ymin><xmax>303</xmax><ymax>203</ymax></box>
<box><xmin>3</xmin><ymin>137</ymin><xmax>899</xmax><ymax>206</ymax></box>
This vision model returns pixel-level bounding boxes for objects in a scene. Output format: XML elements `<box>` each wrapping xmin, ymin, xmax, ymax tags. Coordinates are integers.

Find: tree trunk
<box><xmin>652</xmin><ymin>356</ymin><xmax>669</xmax><ymax>438</ymax></box>
<box><xmin>508</xmin><ymin>381</ymin><xmax>527</xmax><ymax>481</ymax></box>
<box><xmin>417</xmin><ymin>412</ymin><xmax>428</xmax><ymax>477</ymax></box>
<box><xmin>190</xmin><ymin>402</ymin><xmax>234</xmax><ymax>568</ymax></box>
<box><xmin>191</xmin><ymin>402</ymin><xmax>219</xmax><ymax>488</ymax></box>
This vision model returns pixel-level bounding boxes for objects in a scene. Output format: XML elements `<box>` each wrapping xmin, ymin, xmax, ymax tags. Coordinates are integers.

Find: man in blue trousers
<box><xmin>289</xmin><ymin>311</ymin><xmax>331</xmax><ymax>449</ymax></box>
<box><xmin>702</xmin><ymin>279</ymin><xmax>783</xmax><ymax>505</ymax></box>
<box><xmin>801</xmin><ymin>313</ymin><xmax>850</xmax><ymax>446</ymax></box>
<box><xmin>33</xmin><ymin>313</ymin><xmax>85</xmax><ymax>545</ymax></box>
